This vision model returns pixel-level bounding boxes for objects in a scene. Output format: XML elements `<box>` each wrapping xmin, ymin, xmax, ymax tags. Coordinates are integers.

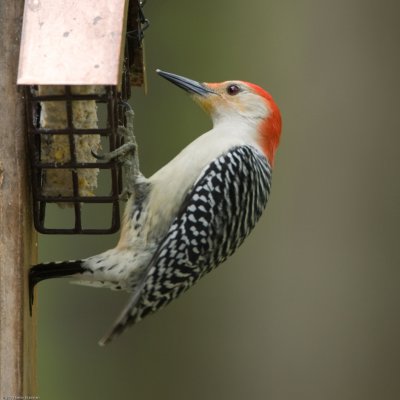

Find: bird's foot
<box><xmin>93</xmin><ymin>104</ymin><xmax>142</xmax><ymax>199</ymax></box>
<box><xmin>91</xmin><ymin>141</ymin><xmax>136</xmax><ymax>163</ymax></box>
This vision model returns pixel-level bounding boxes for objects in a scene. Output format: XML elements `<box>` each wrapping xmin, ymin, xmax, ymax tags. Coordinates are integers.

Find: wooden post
<box><xmin>0</xmin><ymin>1</ymin><xmax>37</xmax><ymax>396</ymax></box>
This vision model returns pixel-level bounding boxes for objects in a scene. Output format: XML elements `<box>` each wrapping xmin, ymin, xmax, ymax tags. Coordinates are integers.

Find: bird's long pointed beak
<box><xmin>156</xmin><ymin>69</ymin><xmax>214</xmax><ymax>96</ymax></box>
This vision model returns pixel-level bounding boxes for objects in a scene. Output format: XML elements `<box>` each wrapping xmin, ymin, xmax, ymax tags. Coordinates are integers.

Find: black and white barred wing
<box><xmin>99</xmin><ymin>145</ymin><xmax>272</xmax><ymax>345</ymax></box>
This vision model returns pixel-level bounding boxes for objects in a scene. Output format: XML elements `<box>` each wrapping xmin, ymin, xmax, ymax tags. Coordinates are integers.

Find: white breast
<box><xmin>146</xmin><ymin>121</ymin><xmax>263</xmax><ymax>237</ymax></box>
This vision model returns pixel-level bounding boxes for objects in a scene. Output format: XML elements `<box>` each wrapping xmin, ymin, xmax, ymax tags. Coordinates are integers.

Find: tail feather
<box><xmin>98</xmin><ymin>289</ymin><xmax>141</xmax><ymax>346</ymax></box>
<box><xmin>29</xmin><ymin>260</ymin><xmax>87</xmax><ymax>315</ymax></box>
<box><xmin>97</xmin><ymin>275</ymin><xmax>148</xmax><ymax>346</ymax></box>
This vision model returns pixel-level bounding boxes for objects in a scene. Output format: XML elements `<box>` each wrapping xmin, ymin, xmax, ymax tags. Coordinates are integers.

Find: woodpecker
<box><xmin>30</xmin><ymin>69</ymin><xmax>282</xmax><ymax>346</ymax></box>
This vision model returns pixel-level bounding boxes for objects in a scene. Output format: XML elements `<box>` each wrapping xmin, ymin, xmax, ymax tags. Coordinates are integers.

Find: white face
<box><xmin>195</xmin><ymin>81</ymin><xmax>270</xmax><ymax>125</ymax></box>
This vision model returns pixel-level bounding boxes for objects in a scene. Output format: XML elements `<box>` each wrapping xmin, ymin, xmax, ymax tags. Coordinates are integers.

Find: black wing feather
<box><xmin>99</xmin><ymin>145</ymin><xmax>272</xmax><ymax>345</ymax></box>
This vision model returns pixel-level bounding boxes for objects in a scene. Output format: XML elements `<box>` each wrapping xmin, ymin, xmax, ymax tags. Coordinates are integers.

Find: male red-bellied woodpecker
<box><xmin>30</xmin><ymin>69</ymin><xmax>282</xmax><ymax>346</ymax></box>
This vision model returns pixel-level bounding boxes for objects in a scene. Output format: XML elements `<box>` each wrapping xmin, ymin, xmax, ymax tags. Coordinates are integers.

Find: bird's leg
<box><xmin>92</xmin><ymin>106</ymin><xmax>143</xmax><ymax>199</ymax></box>
<box><xmin>118</xmin><ymin>108</ymin><xmax>142</xmax><ymax>199</ymax></box>
<box><xmin>92</xmin><ymin>141</ymin><xmax>136</xmax><ymax>163</ymax></box>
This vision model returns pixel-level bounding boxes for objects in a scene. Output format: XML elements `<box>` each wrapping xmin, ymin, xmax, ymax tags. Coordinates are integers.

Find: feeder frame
<box><xmin>24</xmin><ymin>85</ymin><xmax>128</xmax><ymax>234</ymax></box>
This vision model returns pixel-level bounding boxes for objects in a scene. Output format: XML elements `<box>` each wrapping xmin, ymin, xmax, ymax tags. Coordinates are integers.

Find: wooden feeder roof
<box><xmin>17</xmin><ymin>0</ymin><xmax>129</xmax><ymax>85</ymax></box>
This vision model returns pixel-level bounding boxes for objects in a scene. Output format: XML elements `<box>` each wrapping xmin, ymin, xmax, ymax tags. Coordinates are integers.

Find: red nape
<box><xmin>244</xmin><ymin>82</ymin><xmax>282</xmax><ymax>167</ymax></box>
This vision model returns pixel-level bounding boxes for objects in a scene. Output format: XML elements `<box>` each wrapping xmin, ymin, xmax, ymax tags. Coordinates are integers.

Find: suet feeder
<box><xmin>17</xmin><ymin>0</ymin><xmax>147</xmax><ymax>234</ymax></box>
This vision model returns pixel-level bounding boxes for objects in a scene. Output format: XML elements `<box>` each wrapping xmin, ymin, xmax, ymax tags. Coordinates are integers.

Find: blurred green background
<box><xmin>37</xmin><ymin>0</ymin><xmax>400</xmax><ymax>399</ymax></box>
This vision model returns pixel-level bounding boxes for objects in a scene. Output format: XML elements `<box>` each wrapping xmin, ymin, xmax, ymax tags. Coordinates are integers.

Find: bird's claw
<box><xmin>91</xmin><ymin>149</ymin><xmax>105</xmax><ymax>160</ymax></box>
<box><xmin>119</xmin><ymin>189</ymin><xmax>133</xmax><ymax>201</ymax></box>
<box><xmin>91</xmin><ymin>142</ymin><xmax>136</xmax><ymax>163</ymax></box>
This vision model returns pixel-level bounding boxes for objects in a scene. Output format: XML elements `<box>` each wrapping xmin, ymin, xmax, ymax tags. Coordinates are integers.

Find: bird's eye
<box><xmin>226</xmin><ymin>84</ymin><xmax>241</xmax><ymax>96</ymax></box>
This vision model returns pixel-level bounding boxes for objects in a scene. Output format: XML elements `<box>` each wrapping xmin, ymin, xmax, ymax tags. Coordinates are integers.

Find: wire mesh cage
<box><xmin>24</xmin><ymin>84</ymin><xmax>130</xmax><ymax>234</ymax></box>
